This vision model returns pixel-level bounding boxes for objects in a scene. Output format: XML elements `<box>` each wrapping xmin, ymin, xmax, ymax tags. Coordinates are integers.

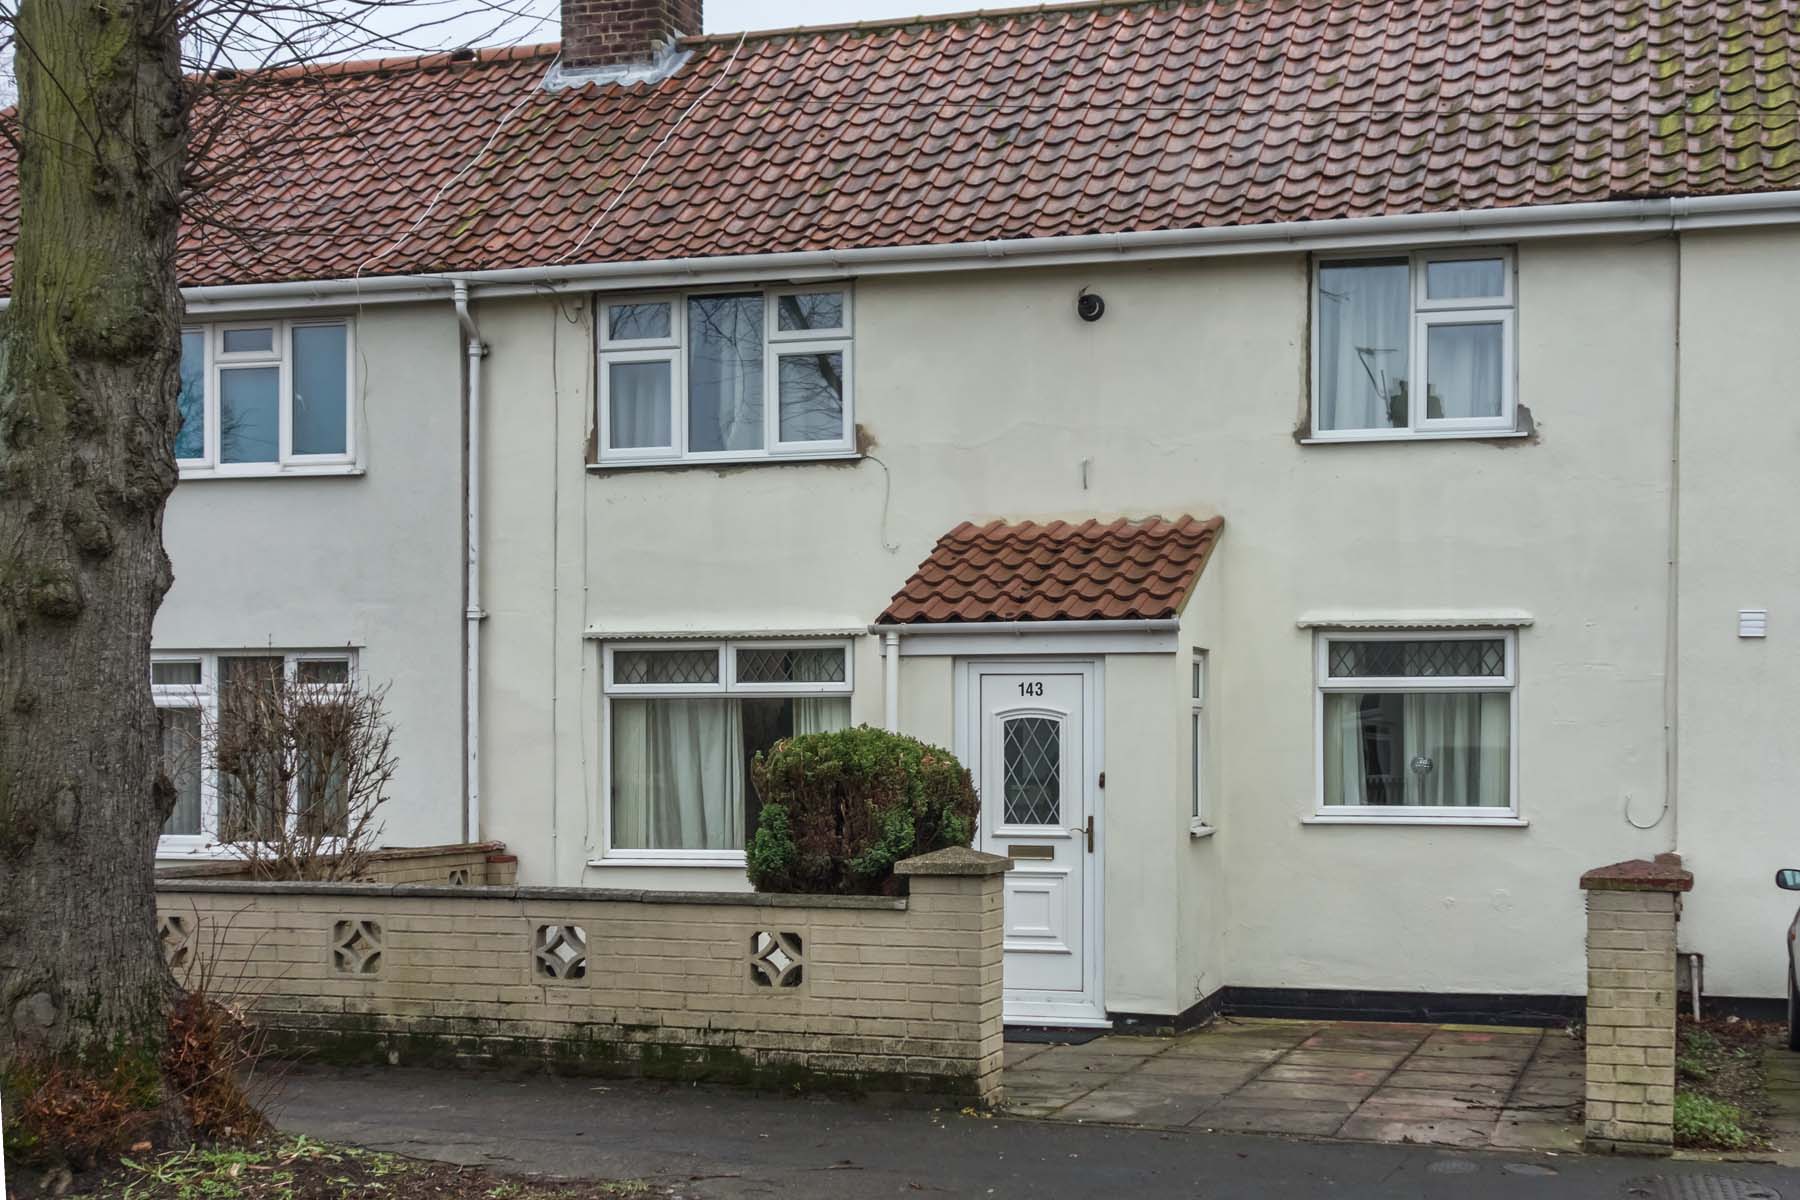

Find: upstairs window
<box><xmin>175</xmin><ymin>320</ymin><xmax>355</xmax><ymax>475</ymax></box>
<box><xmin>597</xmin><ymin>286</ymin><xmax>854</xmax><ymax>465</ymax></box>
<box><xmin>1311</xmin><ymin>249</ymin><xmax>1515</xmax><ymax>439</ymax></box>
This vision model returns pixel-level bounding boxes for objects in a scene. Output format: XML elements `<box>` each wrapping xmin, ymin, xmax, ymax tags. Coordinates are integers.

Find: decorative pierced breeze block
<box><xmin>447</xmin><ymin>867</ymin><xmax>471</xmax><ymax>886</ymax></box>
<box><xmin>735</xmin><ymin>646</ymin><xmax>845</xmax><ymax>685</ymax></box>
<box><xmin>613</xmin><ymin>649</ymin><xmax>718</xmax><ymax>686</ymax></box>
<box><xmin>748</xmin><ymin>931</ymin><xmax>804</xmax><ymax>988</ymax></box>
<box><xmin>158</xmin><ymin>914</ymin><xmax>193</xmax><ymax>968</ymax></box>
<box><xmin>1002</xmin><ymin>716</ymin><xmax>1062</xmax><ymax>826</ymax></box>
<box><xmin>331</xmin><ymin>920</ymin><xmax>384</xmax><ymax>976</ymax></box>
<box><xmin>1328</xmin><ymin>638</ymin><xmax>1505</xmax><ymax>678</ymax></box>
<box><xmin>534</xmin><ymin>925</ymin><xmax>588</xmax><ymax>980</ymax></box>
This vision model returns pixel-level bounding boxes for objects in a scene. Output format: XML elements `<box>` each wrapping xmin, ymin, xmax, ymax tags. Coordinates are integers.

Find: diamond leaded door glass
<box><xmin>1001</xmin><ymin>716</ymin><xmax>1062</xmax><ymax>826</ymax></box>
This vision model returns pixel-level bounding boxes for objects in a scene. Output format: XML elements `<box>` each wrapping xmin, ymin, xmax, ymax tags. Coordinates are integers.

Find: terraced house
<box><xmin>8</xmin><ymin>0</ymin><xmax>1799</xmax><ymax>1031</ymax></box>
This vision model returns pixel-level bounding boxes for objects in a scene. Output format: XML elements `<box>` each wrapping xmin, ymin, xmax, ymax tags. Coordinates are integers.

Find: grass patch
<box><xmin>6</xmin><ymin>1135</ymin><xmax>665</xmax><ymax>1198</ymax></box>
<box><xmin>1673</xmin><ymin>1015</ymin><xmax>1778</xmax><ymax>1151</ymax></box>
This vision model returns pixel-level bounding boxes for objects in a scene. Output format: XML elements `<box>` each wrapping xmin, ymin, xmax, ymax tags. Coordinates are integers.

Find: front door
<box><xmin>970</xmin><ymin>662</ymin><xmax>1103</xmax><ymax>1025</ymax></box>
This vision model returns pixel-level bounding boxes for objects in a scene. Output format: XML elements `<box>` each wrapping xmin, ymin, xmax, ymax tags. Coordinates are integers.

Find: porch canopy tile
<box><xmin>877</xmin><ymin>515</ymin><xmax>1221</xmax><ymax>626</ymax></box>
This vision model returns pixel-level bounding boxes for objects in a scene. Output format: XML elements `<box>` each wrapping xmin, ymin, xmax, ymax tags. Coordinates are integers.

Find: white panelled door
<box><xmin>971</xmin><ymin>662</ymin><xmax>1103</xmax><ymax>1025</ymax></box>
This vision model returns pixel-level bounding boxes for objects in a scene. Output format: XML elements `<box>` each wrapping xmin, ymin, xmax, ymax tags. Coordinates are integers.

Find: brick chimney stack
<box><xmin>562</xmin><ymin>0</ymin><xmax>702</xmax><ymax>71</ymax></box>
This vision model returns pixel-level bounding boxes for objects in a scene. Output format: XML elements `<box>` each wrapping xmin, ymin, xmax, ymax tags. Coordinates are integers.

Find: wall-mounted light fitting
<box><xmin>1076</xmin><ymin>288</ymin><xmax>1105</xmax><ymax>322</ymax></box>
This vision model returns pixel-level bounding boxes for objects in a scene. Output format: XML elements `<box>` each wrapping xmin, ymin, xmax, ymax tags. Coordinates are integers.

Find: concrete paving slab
<box><xmin>1385</xmin><ymin>1068</ymin><xmax>1516</xmax><ymax>1092</ymax></box>
<box><xmin>1282</xmin><ymin>1049</ymin><xmax>1413</xmax><ymax>1070</ymax></box>
<box><xmin>1339</xmin><ymin>1115</ymin><xmax>1499</xmax><ymax>1148</ymax></box>
<box><xmin>1233</xmin><ymin>1080</ymin><xmax>1375</xmax><ymax>1109</ymax></box>
<box><xmin>1194</xmin><ymin>1105</ymin><xmax>1351</xmax><ymax>1137</ymax></box>
<box><xmin>1056</xmin><ymin>1083</ymin><xmax>1224</xmax><ymax>1128</ymax></box>
<box><xmin>1005</xmin><ymin>1017</ymin><xmax>1582</xmax><ymax>1155</ymax></box>
<box><xmin>1259</xmin><ymin>1064</ymin><xmax>1391</xmax><ymax>1087</ymax></box>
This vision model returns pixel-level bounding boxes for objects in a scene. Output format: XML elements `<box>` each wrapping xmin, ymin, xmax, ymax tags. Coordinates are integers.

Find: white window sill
<box><xmin>179</xmin><ymin>464</ymin><xmax>365</xmax><ymax>481</ymax></box>
<box><xmin>1300</xmin><ymin>430</ymin><xmax>1530</xmax><ymax>446</ymax></box>
<box><xmin>1302</xmin><ymin>814</ymin><xmax>1529</xmax><ymax>828</ymax></box>
<box><xmin>1189</xmin><ymin>822</ymin><xmax>1217</xmax><ymax>839</ymax></box>
<box><xmin>589</xmin><ymin>451</ymin><xmax>860</xmax><ymax>472</ymax></box>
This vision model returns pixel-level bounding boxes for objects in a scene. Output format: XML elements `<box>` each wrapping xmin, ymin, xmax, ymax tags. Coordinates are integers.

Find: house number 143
<box><xmin>1017</xmin><ymin>681</ymin><xmax>1044</xmax><ymax>697</ymax></box>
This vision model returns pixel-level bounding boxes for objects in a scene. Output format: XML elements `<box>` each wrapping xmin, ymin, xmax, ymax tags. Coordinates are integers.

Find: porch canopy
<box><xmin>876</xmin><ymin>514</ymin><xmax>1223</xmax><ymax>628</ymax></box>
<box><xmin>869</xmin><ymin>515</ymin><xmax>1222</xmax><ymax>729</ymax></box>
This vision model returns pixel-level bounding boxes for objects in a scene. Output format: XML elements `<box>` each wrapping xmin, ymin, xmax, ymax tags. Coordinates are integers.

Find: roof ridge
<box><xmin>198</xmin><ymin>40</ymin><xmax>559</xmax><ymax>86</ymax></box>
<box><xmin>680</xmin><ymin>0</ymin><xmax>1166</xmax><ymax>50</ymax></box>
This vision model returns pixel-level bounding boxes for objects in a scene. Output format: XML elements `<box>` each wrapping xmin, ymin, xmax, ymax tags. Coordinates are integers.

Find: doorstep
<box><xmin>1001</xmin><ymin>1016</ymin><xmax>1585</xmax><ymax>1153</ymax></box>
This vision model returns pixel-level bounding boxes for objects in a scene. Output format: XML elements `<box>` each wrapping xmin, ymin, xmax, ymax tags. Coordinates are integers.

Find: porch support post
<box><xmin>1578</xmin><ymin>853</ymin><xmax>1693</xmax><ymax>1155</ymax></box>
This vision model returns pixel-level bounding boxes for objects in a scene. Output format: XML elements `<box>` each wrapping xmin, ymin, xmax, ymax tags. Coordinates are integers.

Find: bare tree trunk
<box><xmin>0</xmin><ymin>0</ymin><xmax>187</xmax><ymax>1063</ymax></box>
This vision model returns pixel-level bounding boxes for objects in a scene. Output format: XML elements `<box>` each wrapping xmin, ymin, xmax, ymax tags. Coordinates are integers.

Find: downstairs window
<box><xmin>1315</xmin><ymin>631</ymin><xmax>1516</xmax><ymax>818</ymax></box>
<box><xmin>601</xmin><ymin>641</ymin><xmax>854</xmax><ymax>860</ymax></box>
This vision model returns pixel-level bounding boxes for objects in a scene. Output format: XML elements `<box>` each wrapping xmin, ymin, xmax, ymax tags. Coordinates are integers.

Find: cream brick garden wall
<box><xmin>1580</xmin><ymin>856</ymin><xmax>1690</xmax><ymax>1155</ymax></box>
<box><xmin>154</xmin><ymin>849</ymin><xmax>1006</xmax><ymax>1101</ymax></box>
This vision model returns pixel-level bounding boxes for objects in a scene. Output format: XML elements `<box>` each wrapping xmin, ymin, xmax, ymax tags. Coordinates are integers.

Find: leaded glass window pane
<box><xmin>613</xmin><ymin>648</ymin><xmax>720</xmax><ymax>686</ymax></box>
<box><xmin>1327</xmin><ymin>639</ymin><xmax>1504</xmax><ymax>679</ymax></box>
<box><xmin>1002</xmin><ymin>717</ymin><xmax>1062</xmax><ymax>826</ymax></box>
<box><xmin>736</xmin><ymin>646</ymin><xmax>846</xmax><ymax>685</ymax></box>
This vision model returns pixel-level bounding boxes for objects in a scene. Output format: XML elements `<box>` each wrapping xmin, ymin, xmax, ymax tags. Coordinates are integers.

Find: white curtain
<box><xmin>1403</xmin><ymin>692</ymin><xmax>1510</xmax><ymax>807</ymax></box>
<box><xmin>1324</xmin><ymin>691</ymin><xmax>1508</xmax><ymax>807</ymax></box>
<box><xmin>1423</xmin><ymin>323</ymin><xmax>1504</xmax><ymax>420</ymax></box>
<box><xmin>610</xmin><ymin>698</ymin><xmax>744</xmax><ymax>850</ymax></box>
<box><xmin>1322</xmin><ymin>693</ymin><xmax>1371</xmax><ymax>807</ymax></box>
<box><xmin>609</xmin><ymin>360</ymin><xmax>672</xmax><ymax>448</ymax></box>
<box><xmin>793</xmin><ymin>696</ymin><xmax>850</xmax><ymax>736</ymax></box>
<box><xmin>1316</xmin><ymin>260</ymin><xmax>1409</xmax><ymax>430</ymax></box>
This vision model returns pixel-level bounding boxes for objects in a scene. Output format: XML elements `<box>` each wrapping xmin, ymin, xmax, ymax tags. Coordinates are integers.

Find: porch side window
<box><xmin>1316</xmin><ymin>632</ymin><xmax>1516</xmax><ymax>817</ymax></box>
<box><xmin>603</xmin><ymin>641</ymin><xmax>853</xmax><ymax>858</ymax></box>
<box><xmin>597</xmin><ymin>286</ymin><xmax>854</xmax><ymax>465</ymax></box>
<box><xmin>1312</xmin><ymin>248</ymin><xmax>1515</xmax><ymax>438</ymax></box>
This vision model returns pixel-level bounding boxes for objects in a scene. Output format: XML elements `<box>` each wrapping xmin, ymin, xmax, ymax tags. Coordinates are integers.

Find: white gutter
<box><xmin>870</xmin><ymin>619</ymin><xmax>1182</xmax><ymax>637</ymax></box>
<box><xmin>452</xmin><ymin>280</ymin><xmax>488</xmax><ymax>844</ymax></box>
<box><xmin>143</xmin><ymin>191</ymin><xmax>1800</xmax><ymax>315</ymax></box>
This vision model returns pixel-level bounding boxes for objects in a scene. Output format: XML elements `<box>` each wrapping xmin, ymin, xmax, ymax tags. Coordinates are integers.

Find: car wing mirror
<box><xmin>1777</xmin><ymin>869</ymin><xmax>1800</xmax><ymax>891</ymax></box>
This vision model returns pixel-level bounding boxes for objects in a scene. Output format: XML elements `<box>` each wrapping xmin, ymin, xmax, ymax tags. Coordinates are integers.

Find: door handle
<box><xmin>1084</xmin><ymin>815</ymin><xmax>1094</xmax><ymax>854</ymax></box>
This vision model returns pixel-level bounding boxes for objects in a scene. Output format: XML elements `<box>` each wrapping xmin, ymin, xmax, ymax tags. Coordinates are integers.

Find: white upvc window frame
<box><xmin>1309</xmin><ymin>247</ymin><xmax>1518</xmax><ymax>442</ymax></box>
<box><xmin>178</xmin><ymin>318</ymin><xmax>359</xmax><ymax>479</ymax></box>
<box><xmin>595</xmin><ymin>285</ymin><xmax>855</xmax><ymax>466</ymax></box>
<box><xmin>152</xmin><ymin>648</ymin><xmax>357</xmax><ymax>856</ymax></box>
<box><xmin>1311</xmin><ymin>628</ymin><xmax>1521</xmax><ymax>823</ymax></box>
<box><xmin>1189</xmin><ymin>648</ymin><xmax>1212</xmax><ymax>836</ymax></box>
<box><xmin>598</xmin><ymin>638</ymin><xmax>855</xmax><ymax>866</ymax></box>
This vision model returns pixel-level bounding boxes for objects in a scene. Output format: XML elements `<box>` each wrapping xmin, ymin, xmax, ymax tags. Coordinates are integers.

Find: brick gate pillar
<box><xmin>1578</xmin><ymin>853</ymin><xmax>1694</xmax><ymax>1155</ymax></box>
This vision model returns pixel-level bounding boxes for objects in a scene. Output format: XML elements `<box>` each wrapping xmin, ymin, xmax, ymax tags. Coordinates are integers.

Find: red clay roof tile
<box><xmin>2</xmin><ymin>0</ymin><xmax>1798</xmax><ymax>292</ymax></box>
<box><xmin>878</xmin><ymin>515</ymin><xmax>1222</xmax><ymax>624</ymax></box>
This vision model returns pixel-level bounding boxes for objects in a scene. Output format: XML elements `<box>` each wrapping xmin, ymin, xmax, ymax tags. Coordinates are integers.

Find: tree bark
<box><xmin>0</xmin><ymin>0</ymin><xmax>188</xmax><ymax>1062</ymax></box>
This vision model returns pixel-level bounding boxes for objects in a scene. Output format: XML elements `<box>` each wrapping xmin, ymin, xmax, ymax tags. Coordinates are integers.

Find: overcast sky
<box><xmin>360</xmin><ymin>0</ymin><xmax>980</xmax><ymax>55</ymax></box>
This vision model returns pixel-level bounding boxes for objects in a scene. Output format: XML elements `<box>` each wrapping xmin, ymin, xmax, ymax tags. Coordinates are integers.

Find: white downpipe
<box><xmin>453</xmin><ymin>280</ymin><xmax>487</xmax><ymax>844</ymax></box>
<box><xmin>153</xmin><ymin>190</ymin><xmax>1800</xmax><ymax>315</ymax></box>
<box><xmin>883</xmin><ymin>630</ymin><xmax>900</xmax><ymax>732</ymax></box>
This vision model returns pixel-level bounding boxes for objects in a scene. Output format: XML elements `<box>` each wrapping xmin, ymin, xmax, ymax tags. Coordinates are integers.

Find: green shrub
<box><xmin>1673</xmin><ymin>1091</ymin><xmax>1749</xmax><ymax>1150</ymax></box>
<box><xmin>747</xmin><ymin>725</ymin><xmax>978</xmax><ymax>895</ymax></box>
